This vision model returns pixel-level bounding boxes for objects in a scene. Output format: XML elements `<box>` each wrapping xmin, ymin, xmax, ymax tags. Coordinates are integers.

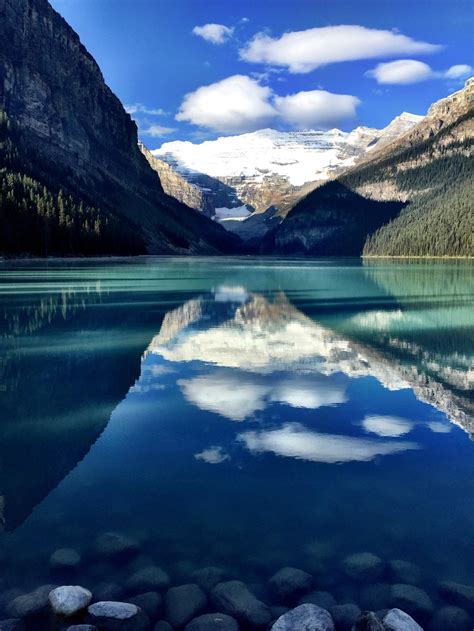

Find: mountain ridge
<box><xmin>0</xmin><ymin>0</ymin><xmax>239</xmax><ymax>256</ymax></box>
<box><xmin>261</xmin><ymin>79</ymin><xmax>473</xmax><ymax>257</ymax></box>
<box><xmin>151</xmin><ymin>113</ymin><xmax>422</xmax><ymax>228</ymax></box>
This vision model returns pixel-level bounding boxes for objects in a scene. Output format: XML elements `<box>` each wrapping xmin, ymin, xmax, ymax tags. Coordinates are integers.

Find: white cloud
<box><xmin>366</xmin><ymin>60</ymin><xmax>434</xmax><ymax>84</ymax></box>
<box><xmin>195</xmin><ymin>446</ymin><xmax>230</xmax><ymax>464</ymax></box>
<box><xmin>274</xmin><ymin>89</ymin><xmax>360</xmax><ymax>129</ymax></box>
<box><xmin>141</xmin><ymin>124</ymin><xmax>177</xmax><ymax>137</ymax></box>
<box><xmin>175</xmin><ymin>75</ymin><xmax>360</xmax><ymax>133</ymax></box>
<box><xmin>367</xmin><ymin>60</ymin><xmax>473</xmax><ymax>84</ymax></box>
<box><xmin>176</xmin><ymin>75</ymin><xmax>277</xmax><ymax>134</ymax></box>
<box><xmin>362</xmin><ymin>415</ymin><xmax>414</xmax><ymax>437</ymax></box>
<box><xmin>193</xmin><ymin>23</ymin><xmax>234</xmax><ymax>45</ymax></box>
<box><xmin>125</xmin><ymin>103</ymin><xmax>167</xmax><ymax>116</ymax></box>
<box><xmin>443</xmin><ymin>64</ymin><xmax>473</xmax><ymax>79</ymax></box>
<box><xmin>238</xmin><ymin>423</ymin><xmax>419</xmax><ymax>464</ymax></box>
<box><xmin>240</xmin><ymin>25</ymin><xmax>440</xmax><ymax>73</ymax></box>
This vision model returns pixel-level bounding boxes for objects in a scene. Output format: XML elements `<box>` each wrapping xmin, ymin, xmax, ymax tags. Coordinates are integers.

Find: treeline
<box><xmin>342</xmin><ymin>116</ymin><xmax>474</xmax><ymax>258</ymax></box>
<box><xmin>266</xmin><ymin>180</ymin><xmax>404</xmax><ymax>255</ymax></box>
<box><xmin>363</xmin><ymin>175</ymin><xmax>473</xmax><ymax>257</ymax></box>
<box><xmin>0</xmin><ymin>111</ymin><xmax>144</xmax><ymax>256</ymax></box>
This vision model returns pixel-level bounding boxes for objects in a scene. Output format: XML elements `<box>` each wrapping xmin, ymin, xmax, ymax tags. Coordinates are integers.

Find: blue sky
<box><xmin>50</xmin><ymin>0</ymin><xmax>473</xmax><ymax>147</ymax></box>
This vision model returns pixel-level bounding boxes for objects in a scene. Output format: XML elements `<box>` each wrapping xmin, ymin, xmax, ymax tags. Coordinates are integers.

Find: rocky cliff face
<box><xmin>0</xmin><ymin>0</ymin><xmax>238</xmax><ymax>254</ymax></box>
<box><xmin>139</xmin><ymin>143</ymin><xmax>241</xmax><ymax>218</ymax></box>
<box><xmin>352</xmin><ymin>78</ymin><xmax>474</xmax><ymax>196</ymax></box>
<box><xmin>139</xmin><ymin>143</ymin><xmax>212</xmax><ymax>214</ymax></box>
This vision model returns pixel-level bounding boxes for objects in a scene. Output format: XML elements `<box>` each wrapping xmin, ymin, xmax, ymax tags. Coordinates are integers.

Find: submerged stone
<box><xmin>191</xmin><ymin>567</ymin><xmax>227</xmax><ymax>592</ymax></box>
<box><xmin>93</xmin><ymin>583</ymin><xmax>124</xmax><ymax>602</ymax></box>
<box><xmin>154</xmin><ymin>621</ymin><xmax>173</xmax><ymax>631</ymax></box>
<box><xmin>360</xmin><ymin>584</ymin><xmax>392</xmax><ymax>610</ymax></box>
<box><xmin>329</xmin><ymin>603</ymin><xmax>361</xmax><ymax>630</ymax></box>
<box><xmin>268</xmin><ymin>567</ymin><xmax>314</xmax><ymax>602</ymax></box>
<box><xmin>49</xmin><ymin>585</ymin><xmax>92</xmax><ymax>616</ymax></box>
<box><xmin>0</xmin><ymin>620</ymin><xmax>26</xmax><ymax>631</ymax></box>
<box><xmin>0</xmin><ymin>593</ymin><xmax>23</xmax><ymax>615</ymax></box>
<box><xmin>6</xmin><ymin>585</ymin><xmax>54</xmax><ymax>619</ymax></box>
<box><xmin>127</xmin><ymin>591</ymin><xmax>162</xmax><ymax>619</ymax></box>
<box><xmin>127</xmin><ymin>554</ymin><xmax>156</xmax><ymax>574</ymax></box>
<box><xmin>87</xmin><ymin>601</ymin><xmax>148</xmax><ymax>630</ymax></box>
<box><xmin>382</xmin><ymin>608</ymin><xmax>423</xmax><ymax>630</ymax></box>
<box><xmin>430</xmin><ymin>605</ymin><xmax>472</xmax><ymax>631</ymax></box>
<box><xmin>299</xmin><ymin>591</ymin><xmax>336</xmax><ymax>610</ymax></box>
<box><xmin>271</xmin><ymin>603</ymin><xmax>335</xmax><ymax>630</ymax></box>
<box><xmin>390</xmin><ymin>584</ymin><xmax>433</xmax><ymax>619</ymax></box>
<box><xmin>342</xmin><ymin>553</ymin><xmax>384</xmax><ymax>582</ymax></box>
<box><xmin>93</xmin><ymin>532</ymin><xmax>140</xmax><ymax>563</ymax></box>
<box><xmin>388</xmin><ymin>561</ymin><xmax>421</xmax><ymax>585</ymax></box>
<box><xmin>66</xmin><ymin>626</ymin><xmax>98</xmax><ymax>631</ymax></box>
<box><xmin>165</xmin><ymin>584</ymin><xmax>207</xmax><ymax>628</ymax></box>
<box><xmin>50</xmin><ymin>548</ymin><xmax>82</xmax><ymax>572</ymax></box>
<box><xmin>126</xmin><ymin>566</ymin><xmax>171</xmax><ymax>593</ymax></box>
<box><xmin>375</xmin><ymin>609</ymin><xmax>389</xmax><ymax>621</ymax></box>
<box><xmin>211</xmin><ymin>580</ymin><xmax>271</xmax><ymax>627</ymax></box>
<box><xmin>438</xmin><ymin>580</ymin><xmax>474</xmax><ymax>610</ymax></box>
<box><xmin>184</xmin><ymin>612</ymin><xmax>240</xmax><ymax>630</ymax></box>
<box><xmin>270</xmin><ymin>605</ymin><xmax>289</xmax><ymax>619</ymax></box>
<box><xmin>352</xmin><ymin>611</ymin><xmax>384</xmax><ymax>630</ymax></box>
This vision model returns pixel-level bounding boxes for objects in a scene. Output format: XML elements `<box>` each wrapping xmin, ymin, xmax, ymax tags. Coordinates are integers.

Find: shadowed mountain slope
<box><xmin>262</xmin><ymin>80</ymin><xmax>473</xmax><ymax>257</ymax></box>
<box><xmin>0</xmin><ymin>0</ymin><xmax>239</xmax><ymax>256</ymax></box>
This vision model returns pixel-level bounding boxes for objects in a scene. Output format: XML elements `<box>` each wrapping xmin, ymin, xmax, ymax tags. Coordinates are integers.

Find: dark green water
<box><xmin>0</xmin><ymin>257</ymin><xmax>473</xmax><ymax>623</ymax></box>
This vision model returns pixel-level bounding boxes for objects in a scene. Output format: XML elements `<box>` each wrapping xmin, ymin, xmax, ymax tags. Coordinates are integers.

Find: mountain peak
<box><xmin>396</xmin><ymin>112</ymin><xmax>424</xmax><ymax>122</ymax></box>
<box><xmin>427</xmin><ymin>76</ymin><xmax>473</xmax><ymax>119</ymax></box>
<box><xmin>152</xmin><ymin>113</ymin><xmax>422</xmax><ymax>225</ymax></box>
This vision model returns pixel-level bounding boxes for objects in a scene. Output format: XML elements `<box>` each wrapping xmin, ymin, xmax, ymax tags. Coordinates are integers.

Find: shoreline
<box><xmin>0</xmin><ymin>254</ymin><xmax>473</xmax><ymax>263</ymax></box>
<box><xmin>362</xmin><ymin>255</ymin><xmax>474</xmax><ymax>260</ymax></box>
<box><xmin>3</xmin><ymin>533</ymin><xmax>471</xmax><ymax>630</ymax></box>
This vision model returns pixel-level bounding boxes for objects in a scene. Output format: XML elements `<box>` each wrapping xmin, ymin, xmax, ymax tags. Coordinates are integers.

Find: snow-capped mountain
<box><xmin>151</xmin><ymin>112</ymin><xmax>423</xmax><ymax>227</ymax></box>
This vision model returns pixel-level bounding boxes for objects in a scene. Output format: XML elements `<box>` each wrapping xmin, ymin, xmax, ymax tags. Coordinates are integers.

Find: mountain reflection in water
<box><xmin>0</xmin><ymin>258</ymin><xmax>472</xmax><ymax>595</ymax></box>
<box><xmin>147</xmin><ymin>290</ymin><xmax>473</xmax><ymax>435</ymax></box>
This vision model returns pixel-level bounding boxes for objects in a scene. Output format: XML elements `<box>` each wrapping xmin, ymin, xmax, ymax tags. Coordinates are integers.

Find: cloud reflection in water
<box><xmin>238</xmin><ymin>423</ymin><xmax>419</xmax><ymax>464</ymax></box>
<box><xmin>179</xmin><ymin>372</ymin><xmax>347</xmax><ymax>421</ymax></box>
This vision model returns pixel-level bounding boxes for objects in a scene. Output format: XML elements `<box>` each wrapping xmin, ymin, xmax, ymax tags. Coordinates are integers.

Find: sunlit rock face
<box><xmin>146</xmin><ymin>289</ymin><xmax>473</xmax><ymax>435</ymax></box>
<box><xmin>151</xmin><ymin>114</ymin><xmax>422</xmax><ymax>235</ymax></box>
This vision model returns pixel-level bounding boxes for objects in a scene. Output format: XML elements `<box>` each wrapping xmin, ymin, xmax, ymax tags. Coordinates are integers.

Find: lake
<box><xmin>0</xmin><ymin>257</ymin><xmax>473</xmax><ymax>628</ymax></box>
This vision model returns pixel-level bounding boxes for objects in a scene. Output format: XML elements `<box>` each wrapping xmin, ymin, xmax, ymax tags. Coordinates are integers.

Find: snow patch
<box><xmin>152</xmin><ymin>115</ymin><xmax>421</xmax><ymax>188</ymax></box>
<box><xmin>214</xmin><ymin>205</ymin><xmax>252</xmax><ymax>221</ymax></box>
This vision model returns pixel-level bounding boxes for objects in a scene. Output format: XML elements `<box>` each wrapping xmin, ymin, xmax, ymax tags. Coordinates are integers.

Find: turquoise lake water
<box><xmin>0</xmin><ymin>257</ymin><xmax>472</xmax><ymax>625</ymax></box>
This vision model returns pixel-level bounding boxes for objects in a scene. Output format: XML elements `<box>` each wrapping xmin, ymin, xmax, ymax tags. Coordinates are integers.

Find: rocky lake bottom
<box><xmin>0</xmin><ymin>257</ymin><xmax>472</xmax><ymax>630</ymax></box>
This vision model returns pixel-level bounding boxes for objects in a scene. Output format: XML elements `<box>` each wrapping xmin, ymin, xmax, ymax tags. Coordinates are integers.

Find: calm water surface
<box><xmin>0</xmin><ymin>257</ymin><xmax>473</xmax><ymax>620</ymax></box>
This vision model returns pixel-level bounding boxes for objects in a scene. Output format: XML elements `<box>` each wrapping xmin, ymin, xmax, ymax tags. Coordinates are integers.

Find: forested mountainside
<box><xmin>262</xmin><ymin>79</ymin><xmax>473</xmax><ymax>257</ymax></box>
<box><xmin>0</xmin><ymin>0</ymin><xmax>238</xmax><ymax>256</ymax></box>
